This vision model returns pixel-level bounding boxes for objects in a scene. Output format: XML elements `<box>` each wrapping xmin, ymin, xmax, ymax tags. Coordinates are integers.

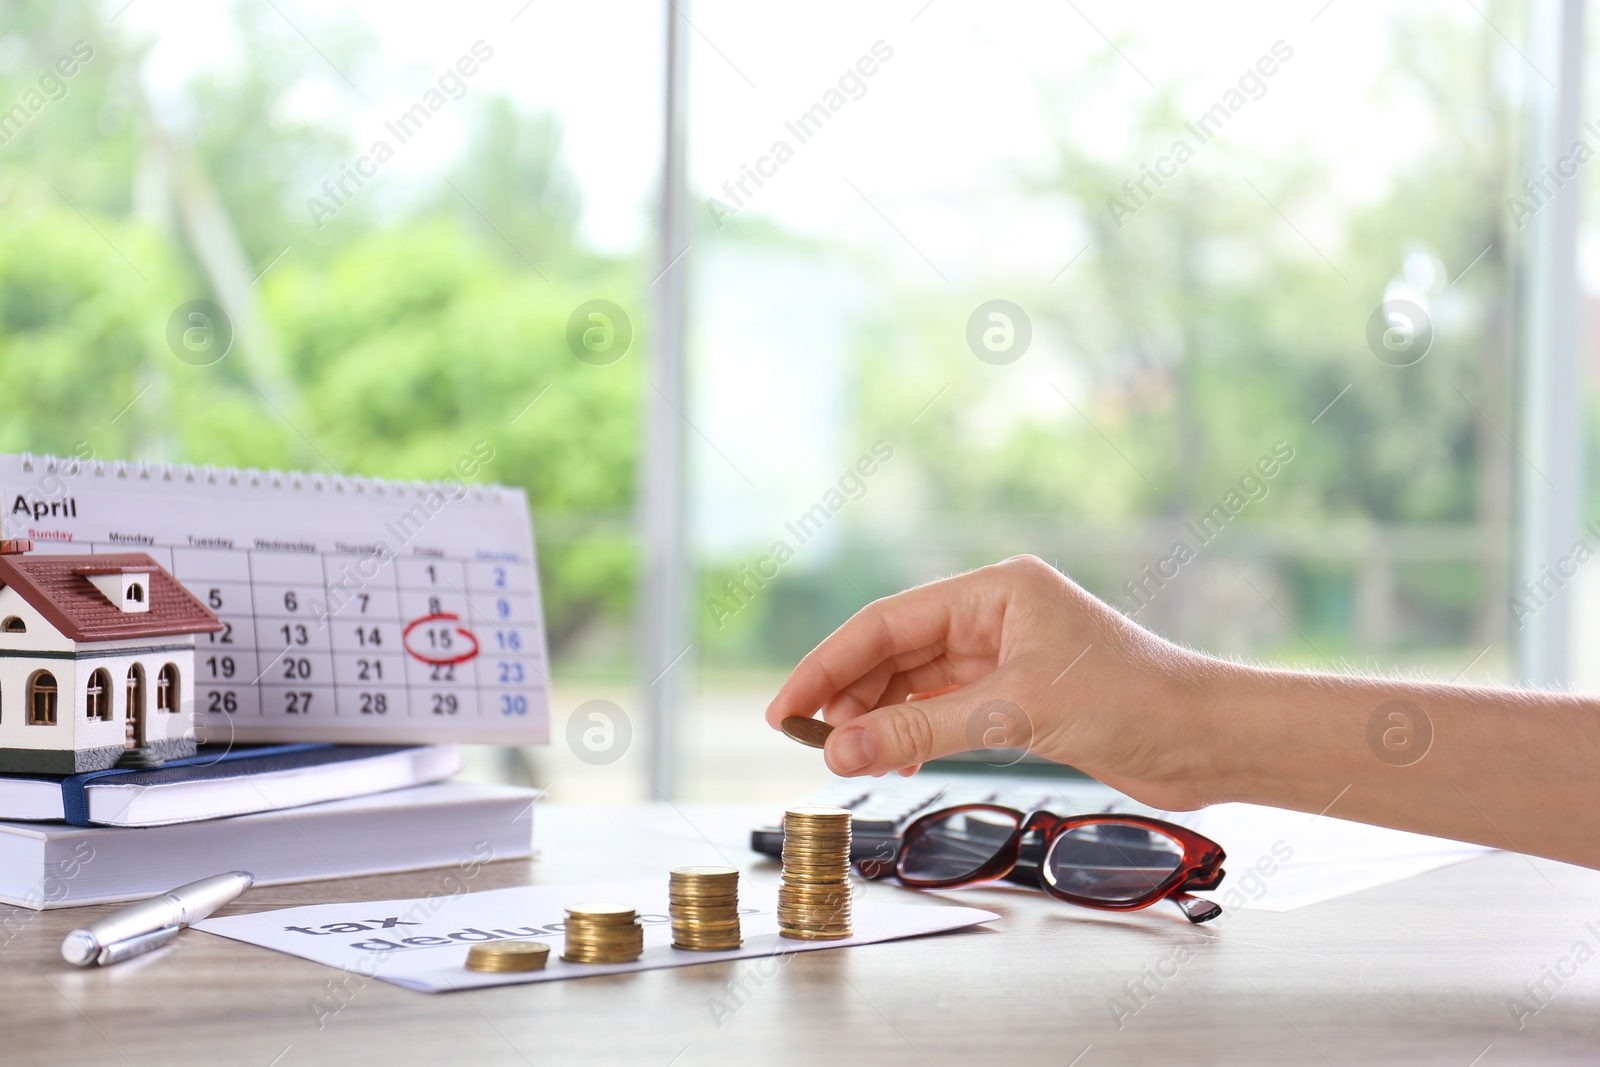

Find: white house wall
<box><xmin>0</xmin><ymin>645</ymin><xmax>197</xmax><ymax>760</ymax></box>
<box><xmin>0</xmin><ymin>587</ymin><xmax>74</xmax><ymax>654</ymax></box>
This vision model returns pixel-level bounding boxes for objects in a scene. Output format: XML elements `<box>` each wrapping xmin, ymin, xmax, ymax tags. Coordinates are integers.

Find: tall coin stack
<box><xmin>669</xmin><ymin>866</ymin><xmax>743</xmax><ymax>951</ymax></box>
<box><xmin>777</xmin><ymin>805</ymin><xmax>854</xmax><ymax>940</ymax></box>
<box><xmin>561</xmin><ymin>902</ymin><xmax>644</xmax><ymax>963</ymax></box>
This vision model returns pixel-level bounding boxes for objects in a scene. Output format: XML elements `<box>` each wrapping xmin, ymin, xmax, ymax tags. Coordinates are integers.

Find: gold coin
<box><xmin>780</xmin><ymin>871</ymin><xmax>852</xmax><ymax>884</ymax></box>
<box><xmin>778</xmin><ymin>902</ymin><xmax>853</xmax><ymax>915</ymax></box>
<box><xmin>669</xmin><ymin>886</ymin><xmax>740</xmax><ymax>896</ymax></box>
<box><xmin>780</xmin><ymin>716</ymin><xmax>835</xmax><ymax>749</ymax></box>
<box><xmin>779</xmin><ymin>888</ymin><xmax>855</xmax><ymax>902</ymax></box>
<box><xmin>674</xmin><ymin>940</ymin><xmax>742</xmax><ymax>951</ymax></box>
<box><xmin>566</xmin><ymin>902</ymin><xmax>636</xmax><ymax>920</ymax></box>
<box><xmin>785</xmin><ymin>804</ymin><xmax>851</xmax><ymax>818</ymax></box>
<box><xmin>562</xmin><ymin>951</ymin><xmax>643</xmax><ymax>963</ymax></box>
<box><xmin>778</xmin><ymin>895</ymin><xmax>854</xmax><ymax>908</ymax></box>
<box><xmin>671</xmin><ymin>865</ymin><xmax>740</xmax><ymax>878</ymax></box>
<box><xmin>777</xmin><ymin>911</ymin><xmax>853</xmax><ymax>922</ymax></box>
<box><xmin>674</xmin><ymin>944</ymin><xmax>740</xmax><ymax>951</ymax></box>
<box><xmin>779</xmin><ymin>927</ymin><xmax>852</xmax><ymax>941</ymax></box>
<box><xmin>674</xmin><ymin>929</ymin><xmax>742</xmax><ymax>939</ymax></box>
<box><xmin>465</xmin><ymin>940</ymin><xmax>551</xmax><ymax>973</ymax></box>
<box><xmin>779</xmin><ymin>872</ymin><xmax>854</xmax><ymax>885</ymax></box>
<box><xmin>782</xmin><ymin>861</ymin><xmax>850</xmax><ymax>870</ymax></box>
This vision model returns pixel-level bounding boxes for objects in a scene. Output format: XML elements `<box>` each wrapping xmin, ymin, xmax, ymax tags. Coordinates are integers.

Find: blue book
<box><xmin>0</xmin><ymin>744</ymin><xmax>460</xmax><ymax>827</ymax></box>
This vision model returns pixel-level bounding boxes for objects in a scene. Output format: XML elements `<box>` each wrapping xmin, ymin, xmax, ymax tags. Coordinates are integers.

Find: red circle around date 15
<box><xmin>402</xmin><ymin>613</ymin><xmax>481</xmax><ymax>666</ymax></box>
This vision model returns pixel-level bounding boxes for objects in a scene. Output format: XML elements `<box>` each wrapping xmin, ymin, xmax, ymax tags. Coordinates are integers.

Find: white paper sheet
<box><xmin>1174</xmin><ymin>803</ymin><xmax>1494</xmax><ymax>912</ymax></box>
<box><xmin>194</xmin><ymin>877</ymin><xmax>999</xmax><ymax>992</ymax></box>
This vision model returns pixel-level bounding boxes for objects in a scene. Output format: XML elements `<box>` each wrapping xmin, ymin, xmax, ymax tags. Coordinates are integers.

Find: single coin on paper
<box><xmin>781</xmin><ymin>716</ymin><xmax>834</xmax><ymax>749</ymax></box>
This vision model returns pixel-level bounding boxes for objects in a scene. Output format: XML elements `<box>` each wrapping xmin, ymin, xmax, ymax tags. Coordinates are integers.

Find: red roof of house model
<box><xmin>0</xmin><ymin>552</ymin><xmax>222</xmax><ymax>642</ymax></box>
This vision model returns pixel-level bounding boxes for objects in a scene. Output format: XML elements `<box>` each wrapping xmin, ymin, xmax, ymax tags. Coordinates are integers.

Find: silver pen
<box><xmin>61</xmin><ymin>871</ymin><xmax>253</xmax><ymax>966</ymax></box>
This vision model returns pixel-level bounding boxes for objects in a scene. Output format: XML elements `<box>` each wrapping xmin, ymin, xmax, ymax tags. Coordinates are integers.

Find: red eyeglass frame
<box><xmin>862</xmin><ymin>804</ymin><xmax>1228</xmax><ymax>924</ymax></box>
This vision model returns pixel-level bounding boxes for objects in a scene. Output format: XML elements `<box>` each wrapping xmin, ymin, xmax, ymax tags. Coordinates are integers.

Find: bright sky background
<box><xmin>119</xmin><ymin>0</ymin><xmax>1492</xmax><ymax>261</ymax></box>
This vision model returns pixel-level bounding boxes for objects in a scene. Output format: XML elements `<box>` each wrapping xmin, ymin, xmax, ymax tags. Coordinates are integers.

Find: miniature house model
<box><xmin>0</xmin><ymin>541</ymin><xmax>221</xmax><ymax>774</ymax></box>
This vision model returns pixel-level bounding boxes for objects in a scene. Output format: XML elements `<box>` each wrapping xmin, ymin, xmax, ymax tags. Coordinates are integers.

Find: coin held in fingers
<box><xmin>781</xmin><ymin>716</ymin><xmax>834</xmax><ymax>749</ymax></box>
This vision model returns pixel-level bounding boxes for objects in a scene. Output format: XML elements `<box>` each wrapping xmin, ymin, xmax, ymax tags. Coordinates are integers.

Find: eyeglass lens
<box><xmin>1043</xmin><ymin>822</ymin><xmax>1185</xmax><ymax>903</ymax></box>
<box><xmin>899</xmin><ymin>808</ymin><xmax>1022</xmax><ymax>882</ymax></box>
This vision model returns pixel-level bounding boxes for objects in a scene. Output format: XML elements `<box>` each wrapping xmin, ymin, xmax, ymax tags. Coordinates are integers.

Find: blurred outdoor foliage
<box><xmin>0</xmin><ymin>1</ymin><xmax>1528</xmax><ymax>675</ymax></box>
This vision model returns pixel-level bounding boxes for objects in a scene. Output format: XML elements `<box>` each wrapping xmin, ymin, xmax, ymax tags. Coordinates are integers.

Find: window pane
<box><xmin>684</xmin><ymin>1</ymin><xmax>1523</xmax><ymax>797</ymax></box>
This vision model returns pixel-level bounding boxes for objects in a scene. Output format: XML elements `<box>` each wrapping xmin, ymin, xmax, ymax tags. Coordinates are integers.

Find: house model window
<box><xmin>27</xmin><ymin>671</ymin><xmax>57</xmax><ymax>726</ymax></box>
<box><xmin>156</xmin><ymin>664</ymin><xmax>178</xmax><ymax>713</ymax></box>
<box><xmin>86</xmin><ymin>669</ymin><xmax>112</xmax><ymax>721</ymax></box>
<box><xmin>79</xmin><ymin>568</ymin><xmax>152</xmax><ymax>615</ymax></box>
<box><xmin>1</xmin><ymin>616</ymin><xmax>23</xmax><ymax>633</ymax></box>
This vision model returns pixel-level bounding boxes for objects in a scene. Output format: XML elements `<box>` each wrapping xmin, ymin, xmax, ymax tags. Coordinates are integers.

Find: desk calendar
<box><xmin>0</xmin><ymin>453</ymin><xmax>549</xmax><ymax>745</ymax></box>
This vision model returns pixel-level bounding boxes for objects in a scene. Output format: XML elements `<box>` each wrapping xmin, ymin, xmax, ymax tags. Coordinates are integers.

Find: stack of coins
<box><xmin>561</xmin><ymin>902</ymin><xmax>645</xmax><ymax>963</ymax></box>
<box><xmin>778</xmin><ymin>805</ymin><xmax>854</xmax><ymax>940</ymax></box>
<box><xmin>669</xmin><ymin>866</ymin><xmax>743</xmax><ymax>951</ymax></box>
<box><xmin>464</xmin><ymin>940</ymin><xmax>550</xmax><ymax>973</ymax></box>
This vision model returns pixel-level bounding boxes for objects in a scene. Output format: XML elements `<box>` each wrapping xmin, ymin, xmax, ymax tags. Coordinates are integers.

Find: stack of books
<box><xmin>0</xmin><ymin>744</ymin><xmax>536</xmax><ymax>909</ymax></box>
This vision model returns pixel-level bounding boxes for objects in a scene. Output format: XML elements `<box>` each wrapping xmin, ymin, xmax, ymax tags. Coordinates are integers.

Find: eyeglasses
<box><xmin>859</xmin><ymin>805</ymin><xmax>1228</xmax><ymax>924</ymax></box>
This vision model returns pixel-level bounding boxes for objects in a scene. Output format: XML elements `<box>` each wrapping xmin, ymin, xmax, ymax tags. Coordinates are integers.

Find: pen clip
<box><xmin>98</xmin><ymin>924</ymin><xmax>182</xmax><ymax>966</ymax></box>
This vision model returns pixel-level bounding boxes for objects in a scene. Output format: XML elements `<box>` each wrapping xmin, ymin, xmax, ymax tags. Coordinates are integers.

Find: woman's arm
<box><xmin>764</xmin><ymin>554</ymin><xmax>1600</xmax><ymax>869</ymax></box>
<box><xmin>1203</xmin><ymin>660</ymin><xmax>1600</xmax><ymax>867</ymax></box>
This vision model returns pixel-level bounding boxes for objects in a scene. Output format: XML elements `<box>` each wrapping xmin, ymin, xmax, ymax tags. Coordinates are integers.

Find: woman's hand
<box><xmin>770</xmin><ymin>554</ymin><xmax>1600</xmax><ymax>869</ymax></box>
<box><xmin>764</xmin><ymin>555</ymin><xmax>1227</xmax><ymax>811</ymax></box>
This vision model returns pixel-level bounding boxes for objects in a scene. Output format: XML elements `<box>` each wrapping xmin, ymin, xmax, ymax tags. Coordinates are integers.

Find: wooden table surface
<box><xmin>5</xmin><ymin>802</ymin><xmax>1599</xmax><ymax>1066</ymax></box>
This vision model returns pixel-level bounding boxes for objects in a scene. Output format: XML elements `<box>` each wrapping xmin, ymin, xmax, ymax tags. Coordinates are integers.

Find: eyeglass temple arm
<box><xmin>1173</xmin><ymin>857</ymin><xmax>1225</xmax><ymax>922</ymax></box>
<box><xmin>1172</xmin><ymin>893</ymin><xmax>1221</xmax><ymax>924</ymax></box>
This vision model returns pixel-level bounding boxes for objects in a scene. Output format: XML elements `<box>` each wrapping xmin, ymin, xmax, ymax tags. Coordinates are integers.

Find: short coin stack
<box><xmin>669</xmin><ymin>866</ymin><xmax>743</xmax><ymax>951</ymax></box>
<box><xmin>464</xmin><ymin>940</ymin><xmax>550</xmax><ymax>973</ymax></box>
<box><xmin>561</xmin><ymin>902</ymin><xmax>645</xmax><ymax>963</ymax></box>
<box><xmin>777</xmin><ymin>805</ymin><xmax>854</xmax><ymax>940</ymax></box>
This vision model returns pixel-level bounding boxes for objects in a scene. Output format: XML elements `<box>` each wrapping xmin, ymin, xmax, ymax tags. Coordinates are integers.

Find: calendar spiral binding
<box><xmin>15</xmin><ymin>453</ymin><xmax>509</xmax><ymax>504</ymax></box>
